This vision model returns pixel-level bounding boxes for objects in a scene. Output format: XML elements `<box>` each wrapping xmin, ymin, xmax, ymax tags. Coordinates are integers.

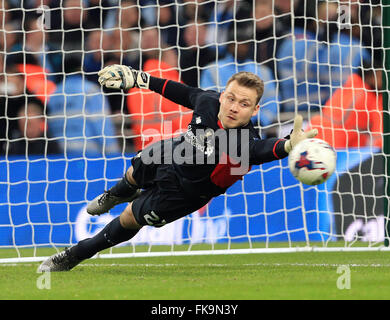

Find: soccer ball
<box><xmin>288</xmin><ymin>138</ymin><xmax>337</xmax><ymax>185</ymax></box>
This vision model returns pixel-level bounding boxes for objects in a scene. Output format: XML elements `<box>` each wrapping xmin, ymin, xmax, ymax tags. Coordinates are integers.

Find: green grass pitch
<box><xmin>1</xmin><ymin>247</ymin><xmax>390</xmax><ymax>300</ymax></box>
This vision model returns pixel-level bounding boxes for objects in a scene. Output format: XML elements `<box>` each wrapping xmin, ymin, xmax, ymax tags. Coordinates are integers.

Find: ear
<box><xmin>252</xmin><ymin>104</ymin><xmax>260</xmax><ymax>117</ymax></box>
<box><xmin>219</xmin><ymin>91</ymin><xmax>224</xmax><ymax>104</ymax></box>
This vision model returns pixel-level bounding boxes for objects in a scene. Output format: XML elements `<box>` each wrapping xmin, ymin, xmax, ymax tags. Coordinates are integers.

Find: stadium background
<box><xmin>0</xmin><ymin>0</ymin><xmax>385</xmax><ymax>250</ymax></box>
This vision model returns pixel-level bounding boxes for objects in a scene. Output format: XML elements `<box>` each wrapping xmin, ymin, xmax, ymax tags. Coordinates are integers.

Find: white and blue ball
<box><xmin>288</xmin><ymin>138</ymin><xmax>337</xmax><ymax>185</ymax></box>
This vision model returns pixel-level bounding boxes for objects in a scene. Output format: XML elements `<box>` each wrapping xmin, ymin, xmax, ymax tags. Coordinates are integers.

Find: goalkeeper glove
<box><xmin>284</xmin><ymin>114</ymin><xmax>318</xmax><ymax>153</ymax></box>
<box><xmin>98</xmin><ymin>64</ymin><xmax>150</xmax><ymax>91</ymax></box>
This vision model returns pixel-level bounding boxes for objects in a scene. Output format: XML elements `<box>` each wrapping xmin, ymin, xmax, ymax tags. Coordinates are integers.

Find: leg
<box><xmin>38</xmin><ymin>157</ymin><xmax>154</xmax><ymax>272</ymax></box>
<box><xmin>38</xmin><ymin>202</ymin><xmax>142</xmax><ymax>272</ymax></box>
<box><xmin>119</xmin><ymin>200</ymin><xmax>142</xmax><ymax>229</ymax></box>
<box><xmin>70</xmin><ymin>202</ymin><xmax>142</xmax><ymax>260</ymax></box>
<box><xmin>126</xmin><ymin>166</ymin><xmax>137</xmax><ymax>186</ymax></box>
<box><xmin>87</xmin><ymin>166</ymin><xmax>141</xmax><ymax>215</ymax></box>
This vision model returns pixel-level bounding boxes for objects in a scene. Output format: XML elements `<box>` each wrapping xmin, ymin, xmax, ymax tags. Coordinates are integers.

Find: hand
<box><xmin>284</xmin><ymin>114</ymin><xmax>318</xmax><ymax>153</ymax></box>
<box><xmin>98</xmin><ymin>64</ymin><xmax>150</xmax><ymax>91</ymax></box>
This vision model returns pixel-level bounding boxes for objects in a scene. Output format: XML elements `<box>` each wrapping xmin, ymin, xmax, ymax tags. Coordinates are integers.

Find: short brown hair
<box><xmin>226</xmin><ymin>71</ymin><xmax>264</xmax><ymax>105</ymax></box>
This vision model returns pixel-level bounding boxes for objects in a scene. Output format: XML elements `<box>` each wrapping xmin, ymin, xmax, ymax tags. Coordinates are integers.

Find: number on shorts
<box><xmin>144</xmin><ymin>211</ymin><xmax>167</xmax><ymax>227</ymax></box>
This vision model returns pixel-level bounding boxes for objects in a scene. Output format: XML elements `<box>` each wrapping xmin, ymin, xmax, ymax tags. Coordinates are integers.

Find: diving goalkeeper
<box><xmin>39</xmin><ymin>66</ymin><xmax>317</xmax><ymax>272</ymax></box>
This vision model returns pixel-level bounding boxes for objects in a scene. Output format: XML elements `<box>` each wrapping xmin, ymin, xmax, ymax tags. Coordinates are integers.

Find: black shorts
<box><xmin>130</xmin><ymin>154</ymin><xmax>211</xmax><ymax>227</ymax></box>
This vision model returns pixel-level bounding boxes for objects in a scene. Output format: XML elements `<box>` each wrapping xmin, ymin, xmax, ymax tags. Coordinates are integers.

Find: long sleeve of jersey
<box><xmin>148</xmin><ymin>76</ymin><xmax>203</xmax><ymax>110</ymax></box>
<box><xmin>249</xmin><ymin>138</ymin><xmax>288</xmax><ymax>165</ymax></box>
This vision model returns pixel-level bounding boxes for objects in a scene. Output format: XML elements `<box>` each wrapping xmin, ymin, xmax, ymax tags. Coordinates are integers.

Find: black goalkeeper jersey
<box><xmin>143</xmin><ymin>76</ymin><xmax>289</xmax><ymax>198</ymax></box>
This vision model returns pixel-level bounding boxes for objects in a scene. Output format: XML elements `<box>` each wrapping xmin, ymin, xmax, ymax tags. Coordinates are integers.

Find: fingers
<box><xmin>303</xmin><ymin>128</ymin><xmax>318</xmax><ymax>139</ymax></box>
<box><xmin>98</xmin><ymin>72</ymin><xmax>113</xmax><ymax>85</ymax></box>
<box><xmin>98</xmin><ymin>65</ymin><xmax>121</xmax><ymax>86</ymax></box>
<box><xmin>97</xmin><ymin>66</ymin><xmax>110</xmax><ymax>77</ymax></box>
<box><xmin>98</xmin><ymin>64</ymin><xmax>119</xmax><ymax>76</ymax></box>
<box><xmin>98</xmin><ymin>75</ymin><xmax>122</xmax><ymax>89</ymax></box>
<box><xmin>98</xmin><ymin>65</ymin><xmax>140</xmax><ymax>90</ymax></box>
<box><xmin>292</xmin><ymin>114</ymin><xmax>303</xmax><ymax>134</ymax></box>
<box><xmin>104</xmin><ymin>80</ymin><xmax>122</xmax><ymax>89</ymax></box>
<box><xmin>98</xmin><ymin>75</ymin><xmax>108</xmax><ymax>86</ymax></box>
<box><xmin>99</xmin><ymin>73</ymin><xmax>119</xmax><ymax>86</ymax></box>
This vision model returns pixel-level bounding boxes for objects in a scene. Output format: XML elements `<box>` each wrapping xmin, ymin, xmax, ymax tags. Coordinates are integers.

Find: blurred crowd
<box><xmin>0</xmin><ymin>0</ymin><xmax>383</xmax><ymax>157</ymax></box>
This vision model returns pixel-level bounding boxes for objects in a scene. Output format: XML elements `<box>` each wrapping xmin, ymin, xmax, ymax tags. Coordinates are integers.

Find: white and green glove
<box><xmin>98</xmin><ymin>64</ymin><xmax>150</xmax><ymax>91</ymax></box>
<box><xmin>284</xmin><ymin>114</ymin><xmax>318</xmax><ymax>153</ymax></box>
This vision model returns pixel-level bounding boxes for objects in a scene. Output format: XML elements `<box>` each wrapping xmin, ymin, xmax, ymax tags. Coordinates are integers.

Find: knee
<box><xmin>126</xmin><ymin>167</ymin><xmax>138</xmax><ymax>186</ymax></box>
<box><xmin>120</xmin><ymin>202</ymin><xmax>142</xmax><ymax>230</ymax></box>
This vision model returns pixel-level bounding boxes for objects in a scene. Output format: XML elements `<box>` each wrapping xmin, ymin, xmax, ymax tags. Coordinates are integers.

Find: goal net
<box><xmin>0</xmin><ymin>0</ymin><xmax>388</xmax><ymax>263</ymax></box>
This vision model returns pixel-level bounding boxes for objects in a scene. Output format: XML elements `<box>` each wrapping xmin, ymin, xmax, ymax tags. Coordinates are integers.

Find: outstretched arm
<box><xmin>250</xmin><ymin>115</ymin><xmax>318</xmax><ymax>165</ymax></box>
<box><xmin>97</xmin><ymin>64</ymin><xmax>203</xmax><ymax>110</ymax></box>
<box><xmin>148</xmin><ymin>76</ymin><xmax>203</xmax><ymax>109</ymax></box>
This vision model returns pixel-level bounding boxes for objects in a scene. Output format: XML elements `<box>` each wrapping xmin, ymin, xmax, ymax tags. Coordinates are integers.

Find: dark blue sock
<box><xmin>70</xmin><ymin>217</ymin><xmax>139</xmax><ymax>260</ymax></box>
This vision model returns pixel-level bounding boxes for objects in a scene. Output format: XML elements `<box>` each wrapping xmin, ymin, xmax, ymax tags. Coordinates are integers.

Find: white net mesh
<box><xmin>0</xmin><ymin>0</ymin><xmax>386</xmax><ymax>261</ymax></box>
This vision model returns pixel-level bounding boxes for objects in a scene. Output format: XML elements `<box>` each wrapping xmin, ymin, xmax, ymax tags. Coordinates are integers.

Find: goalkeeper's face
<box><xmin>218</xmin><ymin>80</ymin><xmax>260</xmax><ymax>129</ymax></box>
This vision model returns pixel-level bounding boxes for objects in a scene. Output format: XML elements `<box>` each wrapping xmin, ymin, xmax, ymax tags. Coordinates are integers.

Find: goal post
<box><xmin>0</xmin><ymin>0</ymin><xmax>388</xmax><ymax>263</ymax></box>
<box><xmin>384</xmin><ymin>0</ymin><xmax>390</xmax><ymax>247</ymax></box>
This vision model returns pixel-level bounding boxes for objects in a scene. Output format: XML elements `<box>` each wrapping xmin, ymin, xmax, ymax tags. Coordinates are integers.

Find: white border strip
<box><xmin>1</xmin><ymin>246</ymin><xmax>390</xmax><ymax>264</ymax></box>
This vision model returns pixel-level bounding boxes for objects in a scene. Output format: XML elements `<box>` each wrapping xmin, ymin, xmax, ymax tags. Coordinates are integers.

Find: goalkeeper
<box><xmin>39</xmin><ymin>65</ymin><xmax>317</xmax><ymax>272</ymax></box>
